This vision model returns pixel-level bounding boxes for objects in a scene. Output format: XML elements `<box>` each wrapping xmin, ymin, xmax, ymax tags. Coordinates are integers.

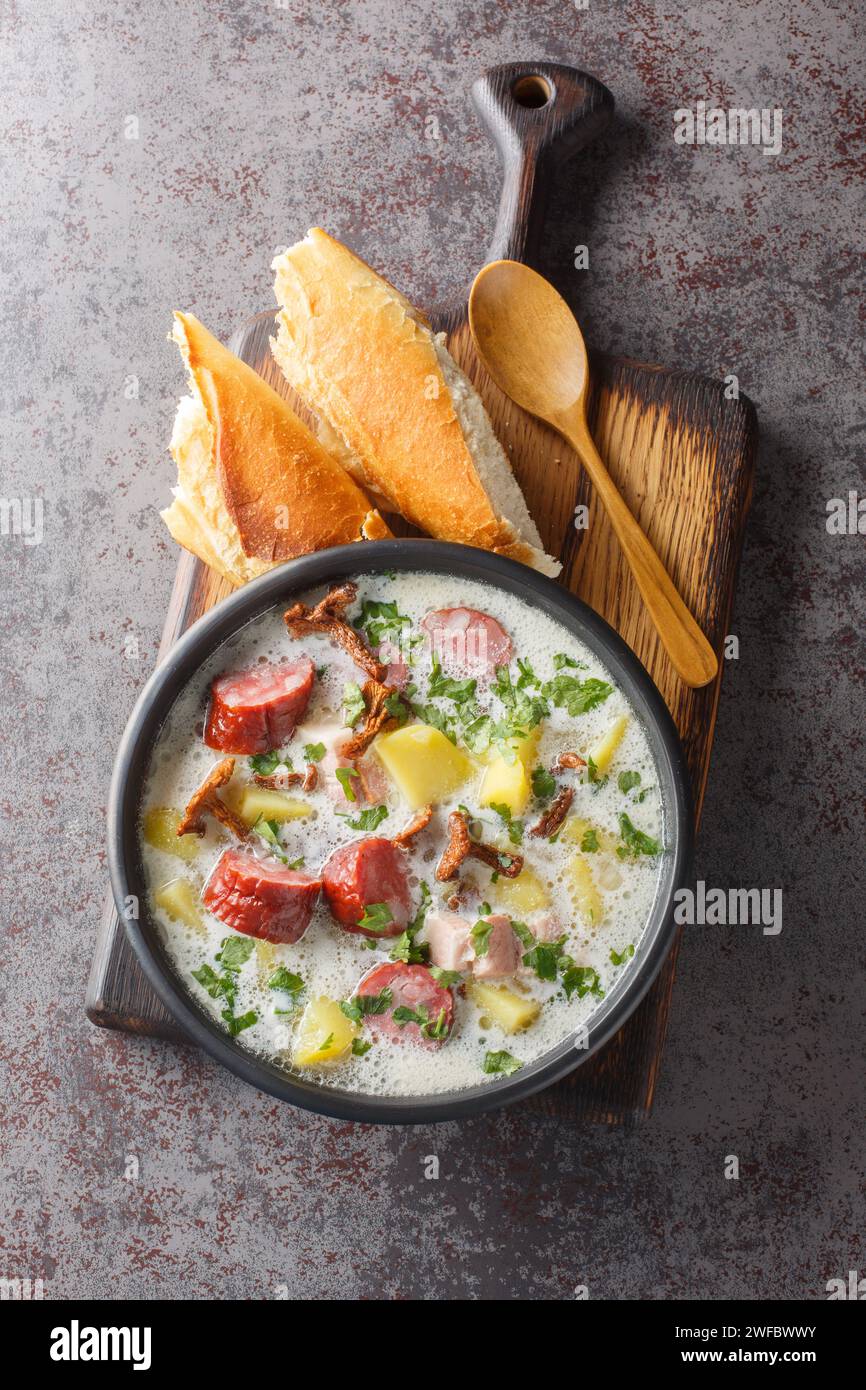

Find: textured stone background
<box><xmin>1</xmin><ymin>0</ymin><xmax>863</xmax><ymax>1300</ymax></box>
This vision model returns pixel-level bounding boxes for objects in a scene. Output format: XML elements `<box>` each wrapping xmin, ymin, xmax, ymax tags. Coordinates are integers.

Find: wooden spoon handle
<box><xmin>564</xmin><ymin>416</ymin><xmax>719</xmax><ymax>688</ymax></box>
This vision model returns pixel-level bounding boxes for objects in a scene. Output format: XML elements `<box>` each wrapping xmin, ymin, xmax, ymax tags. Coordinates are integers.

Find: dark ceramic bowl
<box><xmin>108</xmin><ymin>541</ymin><xmax>693</xmax><ymax>1123</ymax></box>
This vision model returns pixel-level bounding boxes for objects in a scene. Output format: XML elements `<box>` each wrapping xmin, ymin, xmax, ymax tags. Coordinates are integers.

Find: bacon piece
<box><xmin>283</xmin><ymin>582</ymin><xmax>384</xmax><ymax>680</ymax></box>
<box><xmin>355</xmin><ymin>754</ymin><xmax>389</xmax><ymax>805</ymax></box>
<box><xmin>471</xmin><ymin>914</ymin><xmax>522</xmax><ymax>981</ymax></box>
<box><xmin>253</xmin><ymin>763</ymin><xmax>318</xmax><ymax>793</ymax></box>
<box><xmin>552</xmin><ymin>751</ymin><xmax>587</xmax><ymax>773</ymax></box>
<box><xmin>177</xmin><ymin>757</ymin><xmax>249</xmax><ymax>841</ymax></box>
<box><xmin>341</xmin><ymin>679</ymin><xmax>408</xmax><ymax>759</ymax></box>
<box><xmin>530</xmin><ymin>786</ymin><xmax>574</xmax><ymax>839</ymax></box>
<box><xmin>435</xmin><ymin>810</ymin><xmax>523</xmax><ymax>882</ymax></box>
<box><xmin>393</xmin><ymin>804</ymin><xmax>433</xmax><ymax>848</ymax></box>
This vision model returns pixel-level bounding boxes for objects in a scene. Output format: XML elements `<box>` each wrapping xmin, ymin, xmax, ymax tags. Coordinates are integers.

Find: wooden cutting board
<box><xmin>86</xmin><ymin>63</ymin><xmax>757</xmax><ymax>1123</ymax></box>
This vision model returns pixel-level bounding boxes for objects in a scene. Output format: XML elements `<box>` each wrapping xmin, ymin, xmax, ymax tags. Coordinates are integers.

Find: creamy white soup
<box><xmin>139</xmin><ymin>571</ymin><xmax>666</xmax><ymax>1096</ymax></box>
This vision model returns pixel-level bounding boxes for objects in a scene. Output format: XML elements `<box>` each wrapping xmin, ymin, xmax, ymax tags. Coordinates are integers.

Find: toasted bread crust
<box><xmin>271</xmin><ymin>230</ymin><xmax>559</xmax><ymax>575</ymax></box>
<box><xmin>162</xmin><ymin>312</ymin><xmax>389</xmax><ymax>584</ymax></box>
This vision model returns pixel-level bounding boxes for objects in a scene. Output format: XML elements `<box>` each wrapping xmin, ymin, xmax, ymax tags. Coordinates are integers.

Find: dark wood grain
<box><xmin>86</xmin><ymin>63</ymin><xmax>757</xmax><ymax>1122</ymax></box>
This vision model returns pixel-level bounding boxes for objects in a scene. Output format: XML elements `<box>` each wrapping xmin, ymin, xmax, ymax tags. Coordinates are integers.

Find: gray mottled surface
<box><xmin>1</xmin><ymin>0</ymin><xmax>863</xmax><ymax>1300</ymax></box>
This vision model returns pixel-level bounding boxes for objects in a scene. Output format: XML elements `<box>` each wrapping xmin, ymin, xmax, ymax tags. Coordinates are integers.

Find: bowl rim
<box><xmin>108</xmin><ymin>540</ymin><xmax>694</xmax><ymax>1124</ymax></box>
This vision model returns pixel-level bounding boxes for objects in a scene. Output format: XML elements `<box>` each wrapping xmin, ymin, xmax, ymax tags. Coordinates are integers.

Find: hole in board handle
<box><xmin>511</xmin><ymin>75</ymin><xmax>553</xmax><ymax>109</ymax></box>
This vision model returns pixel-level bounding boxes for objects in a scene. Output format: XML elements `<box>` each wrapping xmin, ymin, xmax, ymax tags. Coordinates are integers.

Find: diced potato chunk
<box><xmin>468</xmin><ymin>981</ymin><xmax>541</xmax><ymax>1034</ymax></box>
<box><xmin>374</xmin><ymin>724</ymin><xmax>472</xmax><ymax>809</ymax></box>
<box><xmin>561</xmin><ymin>816</ymin><xmax>617</xmax><ymax>853</ymax></box>
<box><xmin>490</xmin><ymin>866</ymin><xmax>550</xmax><ymax>915</ymax></box>
<box><xmin>255</xmin><ymin>940</ymin><xmax>278</xmax><ymax>975</ymax></box>
<box><xmin>234</xmin><ymin>786</ymin><xmax>311</xmax><ymax>826</ymax></box>
<box><xmin>292</xmin><ymin>996</ymin><xmax>358</xmax><ymax>1067</ymax></box>
<box><xmin>154</xmin><ymin>877</ymin><xmax>204</xmax><ymax>933</ymax></box>
<box><xmin>588</xmin><ymin>714</ymin><xmax>629</xmax><ymax>774</ymax></box>
<box><xmin>142</xmin><ymin>806</ymin><xmax>200</xmax><ymax>860</ymax></box>
<box><xmin>480</xmin><ymin>755</ymin><xmax>532</xmax><ymax>816</ymax></box>
<box><xmin>568</xmin><ymin>853</ymin><xmax>604</xmax><ymax>926</ymax></box>
<box><xmin>496</xmin><ymin>728</ymin><xmax>540</xmax><ymax>768</ymax></box>
<box><xmin>596</xmin><ymin>858</ymin><xmax>623</xmax><ymax>891</ymax></box>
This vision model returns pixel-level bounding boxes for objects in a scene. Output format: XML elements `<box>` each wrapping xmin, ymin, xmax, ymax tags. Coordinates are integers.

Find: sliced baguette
<box><xmin>271</xmin><ymin>229</ymin><xmax>560</xmax><ymax>577</ymax></box>
<box><xmin>161</xmin><ymin>312</ymin><xmax>389</xmax><ymax>587</ymax></box>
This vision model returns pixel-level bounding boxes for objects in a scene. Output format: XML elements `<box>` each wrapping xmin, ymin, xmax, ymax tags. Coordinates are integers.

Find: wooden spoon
<box><xmin>469</xmin><ymin>260</ymin><xmax>718</xmax><ymax>689</ymax></box>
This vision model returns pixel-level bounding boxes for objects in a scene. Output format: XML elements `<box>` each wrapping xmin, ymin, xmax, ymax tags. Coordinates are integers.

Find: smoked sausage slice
<box><xmin>204</xmin><ymin>657</ymin><xmax>315</xmax><ymax>754</ymax></box>
<box><xmin>355</xmin><ymin>961</ymin><xmax>454</xmax><ymax>1046</ymax></box>
<box><xmin>322</xmin><ymin>837</ymin><xmax>410</xmax><ymax>937</ymax></box>
<box><xmin>202</xmin><ymin>847</ymin><xmax>321</xmax><ymax>944</ymax></box>
<box><xmin>421</xmin><ymin>607</ymin><xmax>513</xmax><ymax>672</ymax></box>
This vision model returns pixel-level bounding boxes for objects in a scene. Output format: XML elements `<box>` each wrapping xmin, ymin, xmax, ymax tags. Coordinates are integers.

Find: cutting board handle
<box><xmin>471</xmin><ymin>62</ymin><xmax>614</xmax><ymax>266</ymax></box>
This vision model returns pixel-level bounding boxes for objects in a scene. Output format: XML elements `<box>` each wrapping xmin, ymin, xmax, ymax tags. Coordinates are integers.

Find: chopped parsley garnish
<box><xmin>515</xmin><ymin>658</ymin><xmax>540</xmax><ymax>689</ymax></box>
<box><xmin>190</xmin><ymin>963</ymin><xmax>232</xmax><ymax>1001</ymax></box>
<box><xmin>335</xmin><ymin>766</ymin><xmax>360</xmax><ymax>801</ymax></box>
<box><xmin>492</xmin><ymin>665</ymin><xmax>549</xmax><ymax>743</ymax></box>
<box><xmin>470</xmin><ymin>916</ymin><xmax>494</xmax><ymax>958</ymax></box>
<box><xmin>252</xmin><ymin>815</ymin><xmax>291</xmax><ymax>863</ymax></box>
<box><xmin>392</xmin><ymin>1005</ymin><xmax>426</xmax><ymax>1027</ymax></box>
<box><xmin>616</xmin><ymin>813</ymin><xmax>660</xmax><ymax>859</ymax></box>
<box><xmin>342</xmin><ymin>682</ymin><xmax>367</xmax><ymax>728</ymax></box>
<box><xmin>521</xmin><ymin>936</ymin><xmax>566</xmax><ymax>981</ymax></box>
<box><xmin>303</xmin><ymin>741</ymin><xmax>326</xmax><ymax>763</ymax></box>
<box><xmin>560</xmin><ymin>963</ymin><xmax>604</xmax><ymax>1001</ymax></box>
<box><xmin>268</xmin><ymin>966</ymin><xmax>304</xmax><ymax>995</ymax></box>
<box><xmin>411</xmin><ymin>701</ymin><xmax>457</xmax><ymax>743</ymax></box>
<box><xmin>351</xmin><ymin>1037</ymin><xmax>372</xmax><ymax>1057</ymax></box>
<box><xmin>489</xmin><ymin>801</ymin><xmax>524</xmax><ymax>845</ymax></box>
<box><xmin>408</xmin><ymin>881</ymin><xmax>432</xmax><ymax>935</ymax></box>
<box><xmin>358</xmin><ymin>902</ymin><xmax>395</xmax><ymax>935</ymax></box>
<box><xmin>216</xmin><ymin>935</ymin><xmax>256</xmax><ymax>972</ymax></box>
<box><xmin>390</xmin><ymin>883</ymin><xmax>432</xmax><ymax>965</ymax></box>
<box><xmin>355</xmin><ymin>598</ymin><xmax>412</xmax><ymax>649</ymax></box>
<box><xmin>425</xmin><ymin>1007</ymin><xmax>450</xmax><ymax>1040</ymax></box>
<box><xmin>392</xmin><ymin>1004</ymin><xmax>450</xmax><ymax>1040</ymax></box>
<box><xmin>462</xmin><ymin>714</ymin><xmax>495</xmax><ymax>755</ymax></box>
<box><xmin>542</xmin><ymin>673</ymin><xmax>612</xmax><ymax>717</ymax></box>
<box><xmin>389</xmin><ymin>930</ymin><xmax>428</xmax><ymax>964</ymax></box>
<box><xmin>482</xmin><ymin>1050</ymin><xmax>523</xmax><ymax>1075</ymax></box>
<box><xmin>586</xmin><ymin>756</ymin><xmax>608</xmax><ymax>791</ymax></box>
<box><xmin>383</xmin><ymin>691</ymin><xmax>409</xmax><ymax>724</ymax></box>
<box><xmin>249</xmin><ymin>750</ymin><xmax>283</xmax><ymax>776</ymax></box>
<box><xmin>610</xmin><ymin>944</ymin><xmax>635</xmax><ymax>966</ymax></box>
<box><xmin>580</xmin><ymin>827</ymin><xmax>599</xmax><ymax>853</ymax></box>
<box><xmin>339</xmin><ymin>803</ymin><xmax>390</xmax><ymax>832</ymax></box>
<box><xmin>316</xmin><ymin>1033</ymin><xmax>335</xmax><ymax>1054</ymax></box>
<box><xmin>340</xmin><ymin>988</ymin><xmax>393</xmax><ymax>1025</ymax></box>
<box><xmin>510</xmin><ymin>919</ymin><xmax>535</xmax><ymax>948</ymax></box>
<box><xmin>222</xmin><ymin>1009</ymin><xmax>258</xmax><ymax>1037</ymax></box>
<box><xmin>430</xmin><ymin>965</ymin><xmax>463</xmax><ymax>987</ymax></box>
<box><xmin>553</xmin><ymin>653</ymin><xmax>584</xmax><ymax>670</ymax></box>
<box><xmin>287</xmin><ymin>856</ymin><xmax>305</xmax><ymax>870</ymax></box>
<box><xmin>617</xmin><ymin>770</ymin><xmax>641</xmax><ymax>794</ymax></box>
<box><xmin>531</xmin><ymin>765</ymin><xmax>557</xmax><ymax>800</ymax></box>
<box><xmin>428</xmin><ymin>653</ymin><xmax>478</xmax><ymax>705</ymax></box>
<box><xmin>193</xmin><ymin>936</ymin><xmax>257</xmax><ymax>1035</ymax></box>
